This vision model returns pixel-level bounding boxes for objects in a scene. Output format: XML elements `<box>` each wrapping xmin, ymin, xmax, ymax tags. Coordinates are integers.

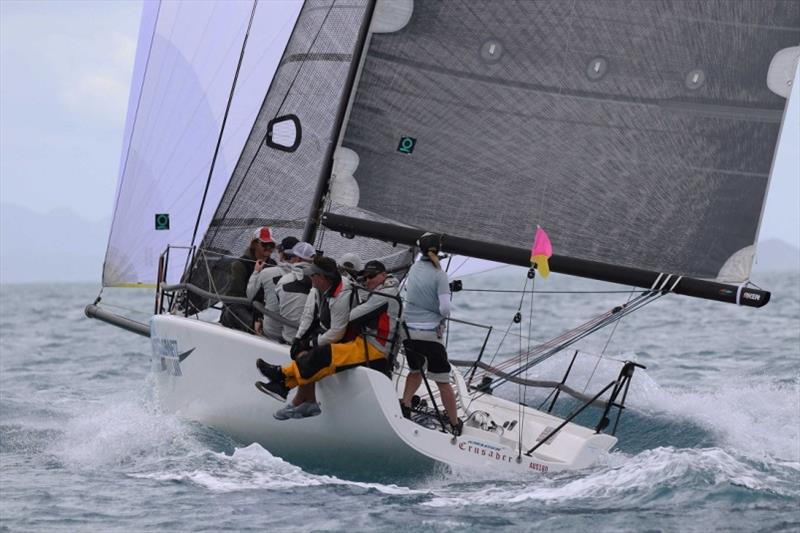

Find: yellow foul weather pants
<box><xmin>282</xmin><ymin>336</ymin><xmax>385</xmax><ymax>389</ymax></box>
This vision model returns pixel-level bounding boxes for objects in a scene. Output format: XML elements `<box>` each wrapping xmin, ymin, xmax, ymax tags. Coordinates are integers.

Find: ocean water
<box><xmin>1</xmin><ymin>271</ymin><xmax>798</xmax><ymax>532</ymax></box>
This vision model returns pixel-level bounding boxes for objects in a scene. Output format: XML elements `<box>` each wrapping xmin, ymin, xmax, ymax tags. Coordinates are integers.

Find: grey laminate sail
<box><xmin>337</xmin><ymin>0</ymin><xmax>799</xmax><ymax>282</ymax></box>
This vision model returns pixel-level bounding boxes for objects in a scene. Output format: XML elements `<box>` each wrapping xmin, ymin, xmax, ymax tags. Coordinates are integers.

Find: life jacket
<box><xmin>317</xmin><ymin>276</ymin><xmax>359</xmax><ymax>343</ymax></box>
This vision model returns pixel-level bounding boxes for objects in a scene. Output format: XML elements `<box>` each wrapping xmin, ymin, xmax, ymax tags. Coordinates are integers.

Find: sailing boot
<box><xmin>451</xmin><ymin>418</ymin><xmax>464</xmax><ymax>437</ymax></box>
<box><xmin>255</xmin><ymin>380</ymin><xmax>289</xmax><ymax>401</ymax></box>
<box><xmin>256</xmin><ymin>358</ymin><xmax>284</xmax><ymax>381</ymax></box>
<box><xmin>273</xmin><ymin>403</ymin><xmax>298</xmax><ymax>420</ymax></box>
<box><xmin>292</xmin><ymin>402</ymin><xmax>321</xmax><ymax>418</ymax></box>
<box><xmin>398</xmin><ymin>399</ymin><xmax>411</xmax><ymax>419</ymax></box>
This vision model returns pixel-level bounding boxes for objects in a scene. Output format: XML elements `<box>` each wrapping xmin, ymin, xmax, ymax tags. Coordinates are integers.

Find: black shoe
<box><xmin>451</xmin><ymin>418</ymin><xmax>463</xmax><ymax>437</ymax></box>
<box><xmin>255</xmin><ymin>380</ymin><xmax>289</xmax><ymax>401</ymax></box>
<box><xmin>399</xmin><ymin>400</ymin><xmax>411</xmax><ymax>419</ymax></box>
<box><xmin>256</xmin><ymin>358</ymin><xmax>283</xmax><ymax>381</ymax></box>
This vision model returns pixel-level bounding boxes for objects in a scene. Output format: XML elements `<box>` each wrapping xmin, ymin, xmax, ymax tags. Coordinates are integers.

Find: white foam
<box><xmin>423</xmin><ymin>446</ymin><xmax>799</xmax><ymax>507</ymax></box>
<box><xmin>51</xmin><ymin>386</ymin><xmax>196</xmax><ymax>469</ymax></box>
<box><xmin>130</xmin><ymin>443</ymin><xmax>426</xmax><ymax>496</ymax></box>
<box><xmin>634</xmin><ymin>374</ymin><xmax>800</xmax><ymax>462</ymax></box>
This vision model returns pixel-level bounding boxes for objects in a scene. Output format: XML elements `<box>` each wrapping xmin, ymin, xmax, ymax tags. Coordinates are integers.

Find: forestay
<box><xmin>103</xmin><ymin>0</ymin><xmax>303</xmax><ymax>286</ymax></box>
<box><xmin>337</xmin><ymin>0</ymin><xmax>800</xmax><ymax>282</ymax></box>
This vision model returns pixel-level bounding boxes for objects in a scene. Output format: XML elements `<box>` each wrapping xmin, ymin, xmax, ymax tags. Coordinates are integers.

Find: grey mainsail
<box><xmin>337</xmin><ymin>0</ymin><xmax>799</xmax><ymax>282</ymax></box>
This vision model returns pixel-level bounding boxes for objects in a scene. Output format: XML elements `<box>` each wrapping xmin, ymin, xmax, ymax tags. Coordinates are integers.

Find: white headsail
<box><xmin>103</xmin><ymin>0</ymin><xmax>302</xmax><ymax>286</ymax></box>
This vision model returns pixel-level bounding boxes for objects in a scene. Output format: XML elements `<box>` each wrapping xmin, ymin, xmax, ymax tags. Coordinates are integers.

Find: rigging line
<box><xmin>103</xmin><ymin>0</ymin><xmax>161</xmax><ymax>283</ymax></box>
<box><xmin>582</xmin><ymin>287</ymin><xmax>637</xmax><ymax>394</ymax></box>
<box><xmin>459</xmin><ymin>288</ymin><xmax>651</xmax><ymax>294</ymax></box>
<box><xmin>93</xmin><ymin>286</ymin><xmax>104</xmax><ymax>306</ymax></box>
<box><xmin>189</xmin><ymin>0</ymin><xmax>260</xmax><ymax>260</ymax></box>
<box><xmin>517</xmin><ymin>292</ymin><xmax>524</xmax><ymax>459</ymax></box>
<box><xmin>505</xmin><ymin>296</ymin><xmax>653</xmax><ymax>373</ymax></box>
<box><xmin>472</xmin><ymin>301</ymin><xmax>622</xmax><ymax>380</ymax></box>
<box><xmin>520</xmin><ymin>272</ymin><xmax>535</xmax><ymax>456</ymax></box>
<box><xmin>508</xmin><ymin>293</ymin><xmax>665</xmax><ymax>375</ymax></box>
<box><xmin>489</xmin><ymin>288</ymin><xmax>658</xmax><ymax>373</ymax></box>
<box><xmin>465</xmin><ymin>272</ymin><xmax>530</xmax><ymax>412</ymax></box>
<box><xmin>485</xmin><ymin>292</ymin><xmax>663</xmax><ymax>390</ymax></box>
<box><xmin>211</xmin><ymin>1</ymin><xmax>337</xmax><ymax>244</ymax></box>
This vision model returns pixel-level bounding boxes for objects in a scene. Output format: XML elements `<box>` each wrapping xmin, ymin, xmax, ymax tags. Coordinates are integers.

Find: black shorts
<box><xmin>403</xmin><ymin>339</ymin><xmax>451</xmax><ymax>376</ymax></box>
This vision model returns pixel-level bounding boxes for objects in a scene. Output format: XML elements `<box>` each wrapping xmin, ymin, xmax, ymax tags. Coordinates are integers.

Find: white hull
<box><xmin>150</xmin><ymin>315</ymin><xmax>616</xmax><ymax>474</ymax></box>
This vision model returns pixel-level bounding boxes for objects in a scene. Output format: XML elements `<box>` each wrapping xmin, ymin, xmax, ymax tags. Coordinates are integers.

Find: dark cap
<box><xmin>306</xmin><ymin>256</ymin><xmax>339</xmax><ymax>279</ymax></box>
<box><xmin>417</xmin><ymin>232</ymin><xmax>441</xmax><ymax>254</ymax></box>
<box><xmin>278</xmin><ymin>236</ymin><xmax>299</xmax><ymax>252</ymax></box>
<box><xmin>361</xmin><ymin>260</ymin><xmax>386</xmax><ymax>276</ymax></box>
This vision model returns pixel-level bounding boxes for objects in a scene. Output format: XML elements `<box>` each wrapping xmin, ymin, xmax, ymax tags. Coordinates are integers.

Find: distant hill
<box><xmin>752</xmin><ymin>239</ymin><xmax>800</xmax><ymax>273</ymax></box>
<box><xmin>0</xmin><ymin>203</ymin><xmax>110</xmax><ymax>283</ymax></box>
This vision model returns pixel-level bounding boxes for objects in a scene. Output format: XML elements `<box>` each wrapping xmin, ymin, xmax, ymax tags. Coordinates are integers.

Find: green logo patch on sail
<box><xmin>397</xmin><ymin>136</ymin><xmax>416</xmax><ymax>154</ymax></box>
<box><xmin>155</xmin><ymin>213</ymin><xmax>170</xmax><ymax>230</ymax></box>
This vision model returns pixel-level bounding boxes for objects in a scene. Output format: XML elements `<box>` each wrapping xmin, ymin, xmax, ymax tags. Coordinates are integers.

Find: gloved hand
<box><xmin>290</xmin><ymin>338</ymin><xmax>304</xmax><ymax>359</ymax></box>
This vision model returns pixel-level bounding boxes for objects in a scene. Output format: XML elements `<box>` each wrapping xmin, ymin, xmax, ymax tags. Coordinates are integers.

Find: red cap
<box><xmin>252</xmin><ymin>226</ymin><xmax>275</xmax><ymax>244</ymax></box>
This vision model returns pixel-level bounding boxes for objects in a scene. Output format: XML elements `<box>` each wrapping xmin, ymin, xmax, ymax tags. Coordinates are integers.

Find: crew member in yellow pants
<box><xmin>282</xmin><ymin>336</ymin><xmax>386</xmax><ymax>388</ymax></box>
<box><xmin>256</xmin><ymin>259</ymin><xmax>400</xmax><ymax>410</ymax></box>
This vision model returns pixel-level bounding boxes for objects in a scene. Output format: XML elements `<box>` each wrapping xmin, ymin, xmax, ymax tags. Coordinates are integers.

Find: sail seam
<box><xmin>280</xmin><ymin>52</ymin><xmax>352</xmax><ymax>65</ymax></box>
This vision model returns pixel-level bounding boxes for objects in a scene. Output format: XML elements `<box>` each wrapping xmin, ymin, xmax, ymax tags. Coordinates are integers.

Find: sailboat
<box><xmin>86</xmin><ymin>0</ymin><xmax>799</xmax><ymax>474</ymax></box>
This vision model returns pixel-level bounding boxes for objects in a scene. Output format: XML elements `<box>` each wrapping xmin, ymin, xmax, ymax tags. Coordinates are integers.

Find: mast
<box><xmin>321</xmin><ymin>212</ymin><xmax>771</xmax><ymax>308</ymax></box>
<box><xmin>302</xmin><ymin>0</ymin><xmax>377</xmax><ymax>244</ymax></box>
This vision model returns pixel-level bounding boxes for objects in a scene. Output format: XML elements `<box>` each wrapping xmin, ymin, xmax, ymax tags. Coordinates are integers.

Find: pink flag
<box><xmin>530</xmin><ymin>226</ymin><xmax>552</xmax><ymax>278</ymax></box>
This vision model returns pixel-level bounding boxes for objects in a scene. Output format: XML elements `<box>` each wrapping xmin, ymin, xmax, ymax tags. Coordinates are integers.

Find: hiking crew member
<box><xmin>343</xmin><ymin>260</ymin><xmax>400</xmax><ymax>376</ymax></box>
<box><xmin>338</xmin><ymin>252</ymin><xmax>363</xmax><ymax>282</ymax></box>
<box><xmin>220</xmin><ymin>226</ymin><xmax>275</xmax><ymax>331</ymax></box>
<box><xmin>257</xmin><ymin>256</ymin><xmax>354</xmax><ymax>419</ymax></box>
<box><xmin>274</xmin><ymin>241</ymin><xmax>315</xmax><ymax>343</ymax></box>
<box><xmin>246</xmin><ymin>236</ymin><xmax>306</xmax><ymax>341</ymax></box>
<box><xmin>400</xmin><ymin>232</ymin><xmax>462</xmax><ymax>435</ymax></box>
<box><xmin>256</xmin><ymin>258</ymin><xmax>400</xmax><ymax>419</ymax></box>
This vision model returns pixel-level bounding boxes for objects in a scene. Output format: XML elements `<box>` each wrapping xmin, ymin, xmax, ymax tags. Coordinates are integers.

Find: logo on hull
<box><xmin>151</xmin><ymin>337</ymin><xmax>194</xmax><ymax>376</ymax></box>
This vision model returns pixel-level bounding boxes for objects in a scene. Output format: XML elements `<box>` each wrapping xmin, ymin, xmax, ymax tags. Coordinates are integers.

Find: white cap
<box><xmin>339</xmin><ymin>252</ymin><xmax>363</xmax><ymax>272</ymax></box>
<box><xmin>289</xmin><ymin>242</ymin><xmax>315</xmax><ymax>261</ymax></box>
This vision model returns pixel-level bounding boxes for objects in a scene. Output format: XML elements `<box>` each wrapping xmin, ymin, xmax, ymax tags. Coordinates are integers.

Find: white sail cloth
<box><xmin>103</xmin><ymin>0</ymin><xmax>303</xmax><ymax>286</ymax></box>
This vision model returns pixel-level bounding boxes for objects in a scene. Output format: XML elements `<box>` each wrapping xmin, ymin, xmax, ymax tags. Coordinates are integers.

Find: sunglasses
<box><xmin>364</xmin><ymin>271</ymin><xmax>381</xmax><ymax>280</ymax></box>
<box><xmin>259</xmin><ymin>241</ymin><xmax>274</xmax><ymax>248</ymax></box>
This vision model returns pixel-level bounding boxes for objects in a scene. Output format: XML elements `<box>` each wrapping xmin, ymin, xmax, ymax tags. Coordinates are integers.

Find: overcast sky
<box><xmin>1</xmin><ymin>0</ymin><xmax>798</xmax><ymax>248</ymax></box>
